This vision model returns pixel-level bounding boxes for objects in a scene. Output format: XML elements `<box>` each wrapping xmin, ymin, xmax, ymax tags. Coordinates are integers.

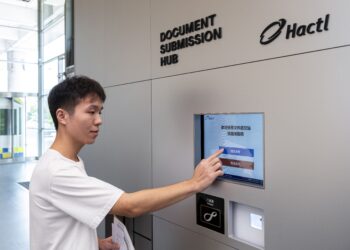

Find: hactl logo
<box><xmin>260</xmin><ymin>14</ymin><xmax>330</xmax><ymax>45</ymax></box>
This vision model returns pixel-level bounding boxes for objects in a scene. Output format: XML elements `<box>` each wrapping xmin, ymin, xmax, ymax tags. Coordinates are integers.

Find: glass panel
<box><xmin>42</xmin><ymin>95</ymin><xmax>54</xmax><ymax>130</ymax></box>
<box><xmin>42</xmin><ymin>129</ymin><xmax>56</xmax><ymax>153</ymax></box>
<box><xmin>0</xmin><ymin>0</ymin><xmax>37</xmax><ymax>30</ymax></box>
<box><xmin>41</xmin><ymin>0</ymin><xmax>65</xmax><ymax>29</ymax></box>
<box><xmin>42</xmin><ymin>95</ymin><xmax>55</xmax><ymax>153</ymax></box>
<box><xmin>0</xmin><ymin>61</ymin><xmax>38</xmax><ymax>93</ymax></box>
<box><xmin>43</xmin><ymin>58</ymin><xmax>58</xmax><ymax>94</ymax></box>
<box><xmin>0</xmin><ymin>27</ymin><xmax>38</xmax><ymax>93</ymax></box>
<box><xmin>39</xmin><ymin>0</ymin><xmax>66</xmax><ymax>156</ymax></box>
<box><xmin>43</xmin><ymin>17</ymin><xmax>65</xmax><ymax>62</ymax></box>
<box><xmin>0</xmin><ymin>1</ymin><xmax>41</xmax><ymax>160</ymax></box>
<box><xmin>0</xmin><ymin>61</ymin><xmax>7</xmax><ymax>92</ymax></box>
<box><xmin>0</xmin><ymin>0</ymin><xmax>39</xmax><ymax>94</ymax></box>
<box><xmin>26</xmin><ymin>96</ymin><xmax>38</xmax><ymax>157</ymax></box>
<box><xmin>0</xmin><ymin>27</ymin><xmax>38</xmax><ymax>63</ymax></box>
<box><xmin>58</xmin><ymin>55</ymin><xmax>66</xmax><ymax>81</ymax></box>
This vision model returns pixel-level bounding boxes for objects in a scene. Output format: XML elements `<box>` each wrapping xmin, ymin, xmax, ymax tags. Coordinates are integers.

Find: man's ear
<box><xmin>56</xmin><ymin>108</ymin><xmax>68</xmax><ymax>126</ymax></box>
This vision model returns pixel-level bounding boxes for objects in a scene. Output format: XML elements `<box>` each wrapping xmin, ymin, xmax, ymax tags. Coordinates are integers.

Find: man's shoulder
<box><xmin>31</xmin><ymin>150</ymin><xmax>77</xmax><ymax>191</ymax></box>
<box><xmin>38</xmin><ymin>149</ymin><xmax>85</xmax><ymax>175</ymax></box>
<box><xmin>35</xmin><ymin>149</ymin><xmax>72</xmax><ymax>176</ymax></box>
<box><xmin>30</xmin><ymin>150</ymin><xmax>59</xmax><ymax>194</ymax></box>
<box><xmin>37</xmin><ymin>149</ymin><xmax>60</xmax><ymax>166</ymax></box>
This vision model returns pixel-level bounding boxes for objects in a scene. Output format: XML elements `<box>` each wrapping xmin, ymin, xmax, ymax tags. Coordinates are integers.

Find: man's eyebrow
<box><xmin>87</xmin><ymin>105</ymin><xmax>104</xmax><ymax>110</ymax></box>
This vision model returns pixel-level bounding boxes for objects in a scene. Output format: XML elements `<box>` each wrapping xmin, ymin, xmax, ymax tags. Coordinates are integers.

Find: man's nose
<box><xmin>95</xmin><ymin>114</ymin><xmax>102</xmax><ymax>125</ymax></box>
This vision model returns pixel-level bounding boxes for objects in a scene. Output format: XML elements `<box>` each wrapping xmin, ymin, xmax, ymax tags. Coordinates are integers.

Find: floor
<box><xmin>0</xmin><ymin>161</ymin><xmax>36</xmax><ymax>250</ymax></box>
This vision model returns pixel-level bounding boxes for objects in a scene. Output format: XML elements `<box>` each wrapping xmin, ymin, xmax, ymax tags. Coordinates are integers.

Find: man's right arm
<box><xmin>110</xmin><ymin>149</ymin><xmax>223</xmax><ymax>217</ymax></box>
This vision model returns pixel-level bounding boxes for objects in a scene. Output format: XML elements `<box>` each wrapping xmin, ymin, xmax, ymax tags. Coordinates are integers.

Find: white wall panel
<box><xmin>103</xmin><ymin>0</ymin><xmax>151</xmax><ymax>85</ymax></box>
<box><xmin>151</xmin><ymin>0</ymin><xmax>350</xmax><ymax>78</ymax></box>
<box><xmin>75</xmin><ymin>0</ymin><xmax>105</xmax><ymax>82</ymax></box>
<box><xmin>152</xmin><ymin>46</ymin><xmax>350</xmax><ymax>249</ymax></box>
<box><xmin>154</xmin><ymin>216</ymin><xmax>237</xmax><ymax>250</ymax></box>
<box><xmin>81</xmin><ymin>81</ymin><xmax>151</xmax><ymax>192</ymax></box>
<box><xmin>75</xmin><ymin>0</ymin><xmax>151</xmax><ymax>86</ymax></box>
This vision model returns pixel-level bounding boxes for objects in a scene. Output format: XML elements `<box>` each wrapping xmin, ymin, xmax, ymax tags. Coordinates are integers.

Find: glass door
<box><xmin>0</xmin><ymin>94</ymin><xmax>37</xmax><ymax>163</ymax></box>
<box><xmin>0</xmin><ymin>97</ymin><xmax>13</xmax><ymax>161</ymax></box>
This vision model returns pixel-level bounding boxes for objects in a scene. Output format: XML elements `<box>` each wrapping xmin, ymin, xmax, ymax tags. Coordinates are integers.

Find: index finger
<box><xmin>207</xmin><ymin>148</ymin><xmax>224</xmax><ymax>162</ymax></box>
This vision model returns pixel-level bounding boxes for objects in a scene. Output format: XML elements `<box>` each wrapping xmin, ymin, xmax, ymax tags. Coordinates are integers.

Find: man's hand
<box><xmin>110</xmin><ymin>149</ymin><xmax>224</xmax><ymax>217</ymax></box>
<box><xmin>191</xmin><ymin>149</ymin><xmax>224</xmax><ymax>192</ymax></box>
<box><xmin>98</xmin><ymin>236</ymin><xmax>120</xmax><ymax>250</ymax></box>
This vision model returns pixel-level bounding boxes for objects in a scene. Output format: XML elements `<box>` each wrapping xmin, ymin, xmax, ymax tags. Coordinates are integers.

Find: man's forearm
<box><xmin>112</xmin><ymin>179</ymin><xmax>197</xmax><ymax>217</ymax></box>
<box><xmin>111</xmin><ymin>149</ymin><xmax>223</xmax><ymax>217</ymax></box>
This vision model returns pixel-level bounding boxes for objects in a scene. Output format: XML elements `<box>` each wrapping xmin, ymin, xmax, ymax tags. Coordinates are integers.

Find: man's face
<box><xmin>65</xmin><ymin>94</ymin><xmax>103</xmax><ymax>146</ymax></box>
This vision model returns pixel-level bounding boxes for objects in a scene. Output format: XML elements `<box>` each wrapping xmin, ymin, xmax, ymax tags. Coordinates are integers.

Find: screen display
<box><xmin>202</xmin><ymin>113</ymin><xmax>264</xmax><ymax>186</ymax></box>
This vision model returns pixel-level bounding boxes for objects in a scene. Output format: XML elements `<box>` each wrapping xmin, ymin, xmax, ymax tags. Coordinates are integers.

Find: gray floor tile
<box><xmin>0</xmin><ymin>161</ymin><xmax>36</xmax><ymax>250</ymax></box>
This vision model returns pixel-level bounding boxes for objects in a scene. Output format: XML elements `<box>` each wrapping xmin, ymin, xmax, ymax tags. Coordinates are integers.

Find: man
<box><xmin>29</xmin><ymin>76</ymin><xmax>223</xmax><ymax>250</ymax></box>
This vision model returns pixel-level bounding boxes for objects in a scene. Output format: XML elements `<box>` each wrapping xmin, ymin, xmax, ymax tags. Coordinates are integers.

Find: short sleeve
<box><xmin>50</xmin><ymin>166</ymin><xmax>124</xmax><ymax>229</ymax></box>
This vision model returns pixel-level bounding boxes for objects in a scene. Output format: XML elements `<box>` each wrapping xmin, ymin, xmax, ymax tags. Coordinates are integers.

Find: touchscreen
<box><xmin>203</xmin><ymin>113</ymin><xmax>264</xmax><ymax>186</ymax></box>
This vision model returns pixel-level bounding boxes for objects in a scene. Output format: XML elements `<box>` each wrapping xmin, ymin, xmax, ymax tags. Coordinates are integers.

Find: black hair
<box><xmin>48</xmin><ymin>75</ymin><xmax>106</xmax><ymax>130</ymax></box>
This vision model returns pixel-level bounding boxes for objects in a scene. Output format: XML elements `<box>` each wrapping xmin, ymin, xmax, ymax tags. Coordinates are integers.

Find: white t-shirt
<box><xmin>29</xmin><ymin>149</ymin><xmax>124</xmax><ymax>250</ymax></box>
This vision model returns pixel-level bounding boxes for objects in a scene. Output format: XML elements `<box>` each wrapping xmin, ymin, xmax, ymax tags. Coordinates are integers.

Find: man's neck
<box><xmin>50</xmin><ymin>134</ymin><xmax>83</xmax><ymax>162</ymax></box>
